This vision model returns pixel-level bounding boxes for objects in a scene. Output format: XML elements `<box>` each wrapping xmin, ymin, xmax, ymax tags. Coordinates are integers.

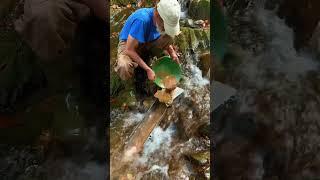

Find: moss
<box><xmin>174</xmin><ymin>27</ymin><xmax>210</xmax><ymax>53</ymax></box>
<box><xmin>188</xmin><ymin>28</ymin><xmax>198</xmax><ymax>50</ymax></box>
<box><xmin>175</xmin><ymin>27</ymin><xmax>189</xmax><ymax>52</ymax></box>
<box><xmin>110</xmin><ymin>71</ymin><xmax>125</xmax><ymax>97</ymax></box>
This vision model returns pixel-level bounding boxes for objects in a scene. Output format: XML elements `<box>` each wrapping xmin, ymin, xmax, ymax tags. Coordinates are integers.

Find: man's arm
<box><xmin>82</xmin><ymin>0</ymin><xmax>107</xmax><ymax>21</ymax></box>
<box><xmin>166</xmin><ymin>45</ymin><xmax>180</xmax><ymax>64</ymax></box>
<box><xmin>125</xmin><ymin>35</ymin><xmax>155</xmax><ymax>80</ymax></box>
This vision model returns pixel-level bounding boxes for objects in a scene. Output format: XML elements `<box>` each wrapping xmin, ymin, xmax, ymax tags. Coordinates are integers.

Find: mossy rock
<box><xmin>188</xmin><ymin>151</ymin><xmax>210</xmax><ymax>165</ymax></box>
<box><xmin>198</xmin><ymin>52</ymin><xmax>210</xmax><ymax>76</ymax></box>
<box><xmin>174</xmin><ymin>27</ymin><xmax>210</xmax><ymax>53</ymax></box>
<box><xmin>188</xmin><ymin>0</ymin><xmax>210</xmax><ymax>20</ymax></box>
<box><xmin>110</xmin><ymin>71</ymin><xmax>125</xmax><ymax>97</ymax></box>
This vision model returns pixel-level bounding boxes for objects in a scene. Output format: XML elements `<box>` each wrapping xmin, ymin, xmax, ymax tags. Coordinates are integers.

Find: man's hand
<box><xmin>146</xmin><ymin>68</ymin><xmax>156</xmax><ymax>81</ymax></box>
<box><xmin>171</xmin><ymin>53</ymin><xmax>180</xmax><ymax>64</ymax></box>
<box><xmin>167</xmin><ymin>45</ymin><xmax>180</xmax><ymax>64</ymax></box>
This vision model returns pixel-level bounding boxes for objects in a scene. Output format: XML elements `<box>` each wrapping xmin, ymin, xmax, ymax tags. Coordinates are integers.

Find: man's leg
<box><xmin>114</xmin><ymin>41</ymin><xmax>149</xmax><ymax>111</ymax></box>
<box><xmin>114</xmin><ymin>41</ymin><xmax>138</xmax><ymax>81</ymax></box>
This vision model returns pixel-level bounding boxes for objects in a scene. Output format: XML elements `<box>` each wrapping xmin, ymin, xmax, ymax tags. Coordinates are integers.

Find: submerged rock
<box><xmin>198</xmin><ymin>52</ymin><xmax>210</xmax><ymax>78</ymax></box>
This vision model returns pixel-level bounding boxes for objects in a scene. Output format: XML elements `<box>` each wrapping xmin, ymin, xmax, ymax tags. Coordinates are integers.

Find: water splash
<box><xmin>137</xmin><ymin>124</ymin><xmax>176</xmax><ymax>164</ymax></box>
<box><xmin>216</xmin><ymin>1</ymin><xmax>320</xmax><ymax>179</ymax></box>
<box><xmin>123</xmin><ymin>112</ymin><xmax>145</xmax><ymax>128</ymax></box>
<box><xmin>240</xmin><ymin>8</ymin><xmax>319</xmax><ymax>87</ymax></box>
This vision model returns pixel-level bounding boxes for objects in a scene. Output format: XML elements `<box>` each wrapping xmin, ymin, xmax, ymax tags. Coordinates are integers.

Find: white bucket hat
<box><xmin>157</xmin><ymin>0</ymin><xmax>181</xmax><ymax>37</ymax></box>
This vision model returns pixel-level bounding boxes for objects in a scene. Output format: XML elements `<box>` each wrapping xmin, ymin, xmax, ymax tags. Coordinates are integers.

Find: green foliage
<box><xmin>110</xmin><ymin>72</ymin><xmax>125</xmax><ymax>97</ymax></box>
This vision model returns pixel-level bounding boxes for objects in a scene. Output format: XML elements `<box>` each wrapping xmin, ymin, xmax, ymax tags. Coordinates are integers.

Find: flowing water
<box><xmin>110</xmin><ymin>51</ymin><xmax>210</xmax><ymax>179</ymax></box>
<box><xmin>110</xmin><ymin>4</ymin><xmax>210</xmax><ymax>179</ymax></box>
<box><xmin>215</xmin><ymin>0</ymin><xmax>320</xmax><ymax>179</ymax></box>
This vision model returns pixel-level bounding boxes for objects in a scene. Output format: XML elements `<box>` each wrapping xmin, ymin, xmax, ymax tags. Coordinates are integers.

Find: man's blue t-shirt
<box><xmin>119</xmin><ymin>8</ymin><xmax>160</xmax><ymax>43</ymax></box>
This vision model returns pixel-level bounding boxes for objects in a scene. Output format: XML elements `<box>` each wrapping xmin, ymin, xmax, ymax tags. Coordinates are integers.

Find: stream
<box><xmin>110</xmin><ymin>4</ymin><xmax>210</xmax><ymax>179</ymax></box>
<box><xmin>214</xmin><ymin>0</ymin><xmax>320</xmax><ymax>179</ymax></box>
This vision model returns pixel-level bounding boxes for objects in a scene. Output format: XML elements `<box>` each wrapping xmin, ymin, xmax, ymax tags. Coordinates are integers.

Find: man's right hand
<box><xmin>146</xmin><ymin>68</ymin><xmax>156</xmax><ymax>81</ymax></box>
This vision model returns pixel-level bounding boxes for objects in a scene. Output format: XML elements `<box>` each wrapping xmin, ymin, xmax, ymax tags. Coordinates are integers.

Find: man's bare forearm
<box><xmin>125</xmin><ymin>49</ymin><xmax>151</xmax><ymax>71</ymax></box>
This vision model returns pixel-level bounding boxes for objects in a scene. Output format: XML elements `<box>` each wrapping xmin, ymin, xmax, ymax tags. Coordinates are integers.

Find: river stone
<box><xmin>140</xmin><ymin>169</ymin><xmax>168</xmax><ymax>180</ymax></box>
<box><xmin>198</xmin><ymin>52</ymin><xmax>210</xmax><ymax>77</ymax></box>
<box><xmin>188</xmin><ymin>151</ymin><xmax>209</xmax><ymax>165</ymax></box>
<box><xmin>188</xmin><ymin>0</ymin><xmax>210</xmax><ymax>21</ymax></box>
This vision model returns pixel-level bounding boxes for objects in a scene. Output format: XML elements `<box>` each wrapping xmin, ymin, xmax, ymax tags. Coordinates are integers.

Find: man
<box><xmin>114</xmin><ymin>0</ymin><xmax>181</xmax><ymax>82</ymax></box>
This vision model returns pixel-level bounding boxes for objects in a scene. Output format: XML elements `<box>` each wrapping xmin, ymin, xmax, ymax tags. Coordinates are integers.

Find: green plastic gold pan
<box><xmin>152</xmin><ymin>56</ymin><xmax>182</xmax><ymax>88</ymax></box>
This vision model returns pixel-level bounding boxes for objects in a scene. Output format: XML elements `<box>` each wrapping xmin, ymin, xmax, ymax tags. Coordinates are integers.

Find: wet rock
<box><xmin>188</xmin><ymin>0</ymin><xmax>210</xmax><ymax>21</ymax></box>
<box><xmin>174</xmin><ymin>87</ymin><xmax>210</xmax><ymax>138</ymax></box>
<box><xmin>140</xmin><ymin>168</ymin><xmax>169</xmax><ymax>180</ymax></box>
<box><xmin>198</xmin><ymin>123</ymin><xmax>210</xmax><ymax>138</ymax></box>
<box><xmin>186</xmin><ymin>151</ymin><xmax>210</xmax><ymax>179</ymax></box>
<box><xmin>175</xmin><ymin>27</ymin><xmax>210</xmax><ymax>53</ymax></box>
<box><xmin>187</xmin><ymin>151</ymin><xmax>209</xmax><ymax>165</ymax></box>
<box><xmin>198</xmin><ymin>52</ymin><xmax>210</xmax><ymax>78</ymax></box>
